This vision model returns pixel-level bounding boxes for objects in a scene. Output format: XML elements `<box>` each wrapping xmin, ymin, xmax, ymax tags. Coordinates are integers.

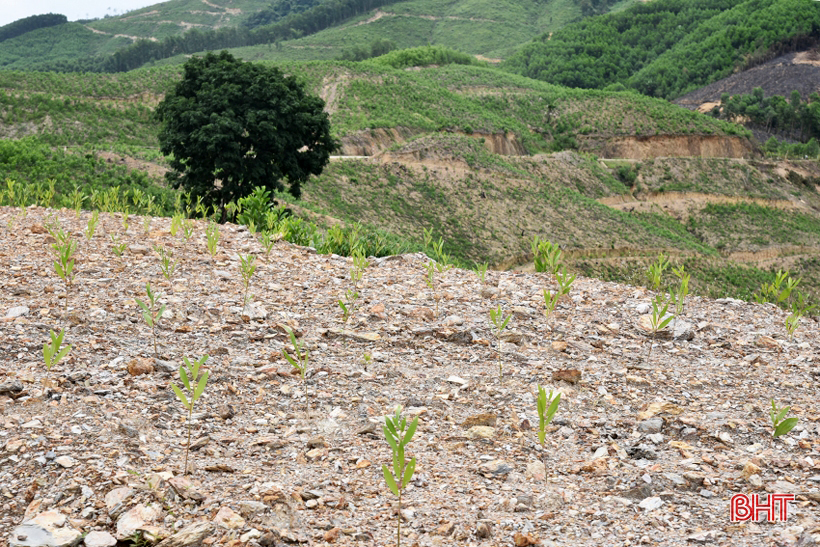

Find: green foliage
<box><xmin>507</xmin><ymin>0</ymin><xmax>820</xmax><ymax>99</ymax></box>
<box><xmin>717</xmin><ymin>89</ymin><xmax>820</xmax><ymax>145</ymax></box>
<box><xmin>489</xmin><ymin>304</ymin><xmax>511</xmax><ymax>381</ymax></box>
<box><xmin>135</xmin><ymin>282</ymin><xmax>166</xmax><ymax>357</ymax></box>
<box><xmin>206</xmin><ymin>221</ymin><xmax>220</xmax><ymax>258</ymax></box>
<box><xmin>770</xmin><ymin>399</ymin><xmax>798</xmax><ymax>438</ymax></box>
<box><xmin>0</xmin><ymin>13</ymin><xmax>68</xmax><ymax>43</ymax></box>
<box><xmin>474</xmin><ymin>261</ymin><xmax>489</xmax><ymax>285</ymax></box>
<box><xmin>338</xmin><ymin>38</ymin><xmax>398</xmax><ymax>62</ymax></box>
<box><xmin>51</xmin><ymin>225</ymin><xmax>77</xmax><ymax>314</ymax></box>
<box><xmin>282</xmin><ymin>326</ymin><xmax>311</xmax><ymax>418</ymax></box>
<box><xmin>531</xmin><ymin>236</ymin><xmax>563</xmax><ymax>274</ymax></box>
<box><xmin>646</xmin><ymin>252</ymin><xmax>669</xmax><ymax>291</ymax></box>
<box><xmin>543</xmin><ymin>265</ymin><xmax>576</xmax><ymax>326</ymax></box>
<box><xmin>43</xmin><ymin>328</ymin><xmax>71</xmax><ymax>372</ymax></box>
<box><xmin>754</xmin><ymin>269</ymin><xmax>799</xmax><ymax>308</ymax></box>
<box><xmin>155</xmin><ymin>51</ymin><xmax>337</xmax><ymax>213</ymax></box>
<box><xmin>238</xmin><ymin>253</ymin><xmax>257</xmax><ymax>306</ymax></box>
<box><xmin>672</xmin><ymin>264</ymin><xmax>690</xmax><ymax>317</ymax></box>
<box><xmin>369</xmin><ymin>46</ymin><xmax>480</xmax><ymax>69</ymax></box>
<box><xmin>85</xmin><ymin>211</ymin><xmax>100</xmax><ymax>241</ymax></box>
<box><xmin>646</xmin><ymin>291</ymin><xmax>676</xmax><ymax>362</ymax></box>
<box><xmin>171</xmin><ymin>355</ymin><xmax>210</xmax><ymax>474</ymax></box>
<box><xmin>154</xmin><ymin>245</ymin><xmax>178</xmax><ymax>281</ymax></box>
<box><xmin>535</xmin><ymin>385</ymin><xmax>560</xmax><ymax>486</ymax></box>
<box><xmin>110</xmin><ymin>234</ymin><xmax>126</xmax><ymax>257</ymax></box>
<box><xmin>338</xmin><ymin>251</ymin><xmax>368</xmax><ymax>327</ymax></box>
<box><xmin>381</xmin><ymin>405</ymin><xmax>418</xmax><ymax>547</ymax></box>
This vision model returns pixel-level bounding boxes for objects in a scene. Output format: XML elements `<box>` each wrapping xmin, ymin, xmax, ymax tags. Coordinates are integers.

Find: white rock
<box><xmin>5</xmin><ymin>306</ymin><xmax>29</xmax><ymax>318</ymax></box>
<box><xmin>638</xmin><ymin>497</ymin><xmax>663</xmax><ymax>511</ymax></box>
<box><xmin>54</xmin><ymin>456</ymin><xmax>76</xmax><ymax>468</ymax></box>
<box><xmin>84</xmin><ymin>530</ymin><xmax>117</xmax><ymax>547</ymax></box>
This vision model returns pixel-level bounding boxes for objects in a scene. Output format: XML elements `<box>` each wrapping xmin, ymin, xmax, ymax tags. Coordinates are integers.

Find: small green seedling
<box><xmin>170</xmin><ymin>213</ymin><xmax>183</xmax><ymax>236</ymax></box>
<box><xmin>646</xmin><ymin>252</ymin><xmax>670</xmax><ymax>291</ymax></box>
<box><xmin>85</xmin><ymin>211</ymin><xmax>100</xmax><ymax>240</ymax></box>
<box><xmin>206</xmin><ymin>221</ymin><xmax>219</xmax><ymax>258</ymax></box>
<box><xmin>69</xmin><ymin>186</ymin><xmax>85</xmax><ymax>217</ymax></box>
<box><xmin>43</xmin><ymin>328</ymin><xmax>71</xmax><ymax>373</ymax></box>
<box><xmin>259</xmin><ymin>231</ymin><xmax>276</xmax><ymax>261</ymax></box>
<box><xmin>136</xmin><ymin>282</ymin><xmax>166</xmax><ymax>357</ymax></box>
<box><xmin>542</xmin><ymin>265</ymin><xmax>576</xmax><ymax>327</ymax></box>
<box><xmin>646</xmin><ymin>292</ymin><xmax>676</xmax><ymax>362</ymax></box>
<box><xmin>532</xmin><ymin>236</ymin><xmax>563</xmax><ymax>275</ymax></box>
<box><xmin>424</xmin><ymin>258</ymin><xmax>452</xmax><ymax>319</ymax></box>
<box><xmin>338</xmin><ymin>251</ymin><xmax>368</xmax><ymax>327</ymax></box>
<box><xmin>121</xmin><ymin>208</ymin><xmax>130</xmax><ymax>232</ymax></box>
<box><xmin>474</xmin><ymin>261</ymin><xmax>489</xmax><ymax>285</ymax></box>
<box><xmin>770</xmin><ymin>399</ymin><xmax>799</xmax><ymax>438</ymax></box>
<box><xmin>672</xmin><ymin>264</ymin><xmax>690</xmax><ymax>317</ymax></box>
<box><xmin>535</xmin><ymin>386</ymin><xmax>561</xmax><ymax>487</ymax></box>
<box><xmin>154</xmin><ymin>245</ymin><xmax>177</xmax><ymax>281</ymax></box>
<box><xmin>785</xmin><ymin>291</ymin><xmax>815</xmax><ymax>341</ymax></box>
<box><xmin>110</xmin><ymin>234</ymin><xmax>127</xmax><ymax>257</ymax></box>
<box><xmin>754</xmin><ymin>269</ymin><xmax>799</xmax><ymax>307</ymax></box>
<box><xmin>238</xmin><ymin>253</ymin><xmax>257</xmax><ymax>306</ymax></box>
<box><xmin>171</xmin><ymin>355</ymin><xmax>210</xmax><ymax>474</ymax></box>
<box><xmin>382</xmin><ymin>405</ymin><xmax>418</xmax><ymax>547</ymax></box>
<box><xmin>181</xmin><ymin>219</ymin><xmax>195</xmax><ymax>242</ymax></box>
<box><xmin>489</xmin><ymin>304</ymin><xmax>512</xmax><ymax>381</ymax></box>
<box><xmin>52</xmin><ymin>229</ymin><xmax>78</xmax><ymax>314</ymax></box>
<box><xmin>282</xmin><ymin>326</ymin><xmax>311</xmax><ymax>419</ymax></box>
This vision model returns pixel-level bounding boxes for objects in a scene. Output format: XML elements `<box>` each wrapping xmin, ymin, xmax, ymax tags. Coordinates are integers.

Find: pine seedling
<box><xmin>489</xmin><ymin>304</ymin><xmax>512</xmax><ymax>381</ymax></box>
<box><xmin>136</xmin><ymin>282</ymin><xmax>166</xmax><ymax>357</ymax></box>
<box><xmin>532</xmin><ymin>236</ymin><xmax>563</xmax><ymax>275</ymax></box>
<box><xmin>121</xmin><ymin>208</ymin><xmax>131</xmax><ymax>232</ymax></box>
<box><xmin>785</xmin><ymin>292</ymin><xmax>816</xmax><ymax>341</ymax></box>
<box><xmin>238</xmin><ymin>253</ymin><xmax>257</xmax><ymax>306</ymax></box>
<box><xmin>474</xmin><ymin>261</ymin><xmax>489</xmax><ymax>285</ymax></box>
<box><xmin>205</xmin><ymin>221</ymin><xmax>219</xmax><ymax>258</ymax></box>
<box><xmin>154</xmin><ymin>245</ymin><xmax>177</xmax><ymax>281</ymax></box>
<box><xmin>69</xmin><ymin>186</ymin><xmax>85</xmax><ymax>217</ymax></box>
<box><xmin>282</xmin><ymin>326</ymin><xmax>310</xmax><ymax>419</ymax></box>
<box><xmin>85</xmin><ymin>211</ymin><xmax>100</xmax><ymax>240</ymax></box>
<box><xmin>52</xmin><ymin>229</ymin><xmax>78</xmax><ymax>314</ymax></box>
<box><xmin>171</xmin><ymin>355</ymin><xmax>209</xmax><ymax>475</ymax></box>
<box><xmin>770</xmin><ymin>399</ymin><xmax>799</xmax><ymax>438</ymax></box>
<box><xmin>382</xmin><ymin>405</ymin><xmax>418</xmax><ymax>547</ymax></box>
<box><xmin>110</xmin><ymin>234</ymin><xmax>126</xmax><ymax>257</ymax></box>
<box><xmin>424</xmin><ymin>257</ymin><xmax>452</xmax><ymax>319</ymax></box>
<box><xmin>535</xmin><ymin>386</ymin><xmax>561</xmax><ymax>488</ymax></box>
<box><xmin>646</xmin><ymin>252</ymin><xmax>670</xmax><ymax>291</ymax></box>
<box><xmin>672</xmin><ymin>264</ymin><xmax>690</xmax><ymax>316</ymax></box>
<box><xmin>43</xmin><ymin>328</ymin><xmax>71</xmax><ymax>373</ymax></box>
<box><xmin>646</xmin><ymin>292</ymin><xmax>676</xmax><ymax>363</ymax></box>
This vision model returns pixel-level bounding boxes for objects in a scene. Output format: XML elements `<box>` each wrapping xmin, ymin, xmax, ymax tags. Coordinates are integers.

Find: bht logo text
<box><xmin>730</xmin><ymin>493</ymin><xmax>795</xmax><ymax>522</ymax></box>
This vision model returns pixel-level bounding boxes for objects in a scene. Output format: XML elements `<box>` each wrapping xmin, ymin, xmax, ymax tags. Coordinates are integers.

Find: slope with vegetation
<box><xmin>506</xmin><ymin>0</ymin><xmax>820</xmax><ymax>99</ymax></box>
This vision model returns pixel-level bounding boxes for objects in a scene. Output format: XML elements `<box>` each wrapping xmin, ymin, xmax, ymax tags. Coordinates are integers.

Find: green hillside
<box><xmin>0</xmin><ymin>0</ymin><xmax>640</xmax><ymax>71</ymax></box>
<box><xmin>506</xmin><ymin>0</ymin><xmax>820</xmax><ymax>99</ymax></box>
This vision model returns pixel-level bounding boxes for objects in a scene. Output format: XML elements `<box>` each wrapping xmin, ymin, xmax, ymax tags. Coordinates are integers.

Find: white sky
<box><xmin>0</xmin><ymin>1</ymin><xmax>158</xmax><ymax>28</ymax></box>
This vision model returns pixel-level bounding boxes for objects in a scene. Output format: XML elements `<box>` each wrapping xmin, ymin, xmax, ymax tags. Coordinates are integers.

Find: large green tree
<box><xmin>155</xmin><ymin>51</ymin><xmax>336</xmax><ymax>217</ymax></box>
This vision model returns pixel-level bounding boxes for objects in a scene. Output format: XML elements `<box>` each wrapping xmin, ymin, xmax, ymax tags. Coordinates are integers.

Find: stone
<box><xmin>442</xmin><ymin>315</ymin><xmax>463</xmax><ymax>326</ymax></box>
<box><xmin>551</xmin><ymin>341</ymin><xmax>568</xmax><ymax>352</ymax></box>
<box><xmin>462</xmin><ymin>413</ymin><xmax>497</xmax><ymax>428</ymax></box>
<box><xmin>240</xmin><ymin>529</ymin><xmax>262</xmax><ymax>543</ymax></box>
<box><xmin>525</xmin><ymin>461</ymin><xmax>546</xmax><ymax>481</ymax></box>
<box><xmin>127</xmin><ymin>358</ymin><xmax>154</xmax><ymax>376</ymax></box>
<box><xmin>466</xmin><ymin>426</ymin><xmax>495</xmax><ymax>439</ymax></box>
<box><xmin>239</xmin><ymin>500</ymin><xmax>268</xmax><ymax>519</ymax></box>
<box><xmin>552</xmin><ymin>369</ymin><xmax>581</xmax><ymax>384</ymax></box>
<box><xmin>11</xmin><ymin>511</ymin><xmax>82</xmax><ymax>547</ymax></box>
<box><xmin>638</xmin><ymin>497</ymin><xmax>663</xmax><ymax>511</ymax></box>
<box><xmin>213</xmin><ymin>506</ymin><xmax>245</xmax><ymax>529</ymax></box>
<box><xmin>756</xmin><ymin>335</ymin><xmax>780</xmax><ymax>350</ymax></box>
<box><xmin>446</xmin><ymin>375</ymin><xmax>468</xmax><ymax>386</ymax></box>
<box><xmin>476</xmin><ymin>522</ymin><xmax>492</xmax><ymax>538</ymax></box>
<box><xmin>128</xmin><ymin>244</ymin><xmax>150</xmax><ymax>255</ymax></box>
<box><xmin>116</xmin><ymin>503</ymin><xmax>161</xmax><ymax>540</ymax></box>
<box><xmin>637</xmin><ymin>417</ymin><xmax>663</xmax><ymax>433</ymax></box>
<box><xmin>6</xmin><ymin>306</ymin><xmax>30</xmax><ymax>318</ymax></box>
<box><xmin>105</xmin><ymin>487</ymin><xmax>135</xmax><ymax>519</ymax></box>
<box><xmin>156</xmin><ymin>521</ymin><xmax>215</xmax><ymax>547</ymax></box>
<box><xmin>168</xmin><ymin>477</ymin><xmax>202</xmax><ymax>501</ymax></box>
<box><xmin>409</xmin><ymin>307</ymin><xmax>435</xmax><ymax>321</ymax></box>
<box><xmin>54</xmin><ymin>456</ymin><xmax>76</xmax><ymax>468</ymax></box>
<box><xmin>242</xmin><ymin>302</ymin><xmax>268</xmax><ymax>321</ymax></box>
<box><xmin>435</xmin><ymin>522</ymin><xmax>455</xmax><ymax>536</ymax></box>
<box><xmin>478</xmin><ymin>460</ymin><xmax>512</xmax><ymax>479</ymax></box>
<box><xmin>83</xmin><ymin>531</ymin><xmax>117</xmax><ymax>547</ymax></box>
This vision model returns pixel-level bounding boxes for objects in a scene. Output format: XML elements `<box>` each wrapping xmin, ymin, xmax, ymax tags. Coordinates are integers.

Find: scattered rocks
<box><xmin>10</xmin><ymin>511</ymin><xmax>82</xmax><ymax>547</ymax></box>
<box><xmin>552</xmin><ymin>368</ymin><xmax>581</xmax><ymax>384</ymax></box>
<box><xmin>156</xmin><ymin>521</ymin><xmax>215</xmax><ymax>547</ymax></box>
<box><xmin>462</xmin><ymin>412</ymin><xmax>496</xmax><ymax>428</ymax></box>
<box><xmin>82</xmin><ymin>531</ymin><xmax>117</xmax><ymax>547</ymax></box>
<box><xmin>5</xmin><ymin>306</ymin><xmax>29</xmax><ymax>318</ymax></box>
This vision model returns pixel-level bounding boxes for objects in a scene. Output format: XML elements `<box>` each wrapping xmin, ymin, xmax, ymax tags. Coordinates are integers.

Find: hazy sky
<box><xmin>0</xmin><ymin>1</ymin><xmax>158</xmax><ymax>28</ymax></box>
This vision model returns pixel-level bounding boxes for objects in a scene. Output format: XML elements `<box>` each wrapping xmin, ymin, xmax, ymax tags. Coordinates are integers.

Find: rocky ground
<box><xmin>0</xmin><ymin>205</ymin><xmax>819</xmax><ymax>547</ymax></box>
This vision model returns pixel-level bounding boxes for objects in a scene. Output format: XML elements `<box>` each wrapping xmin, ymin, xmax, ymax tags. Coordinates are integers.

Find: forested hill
<box><xmin>0</xmin><ymin>0</ymin><xmax>639</xmax><ymax>71</ymax></box>
<box><xmin>505</xmin><ymin>0</ymin><xmax>820</xmax><ymax>99</ymax></box>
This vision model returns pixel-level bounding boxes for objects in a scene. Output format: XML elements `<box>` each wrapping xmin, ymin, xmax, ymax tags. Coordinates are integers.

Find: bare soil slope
<box><xmin>0</xmin><ymin>207</ymin><xmax>819</xmax><ymax>546</ymax></box>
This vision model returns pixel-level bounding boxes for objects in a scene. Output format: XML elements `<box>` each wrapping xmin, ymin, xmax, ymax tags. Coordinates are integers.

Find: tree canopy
<box><xmin>155</xmin><ymin>51</ymin><xmax>336</xmax><ymax>214</ymax></box>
